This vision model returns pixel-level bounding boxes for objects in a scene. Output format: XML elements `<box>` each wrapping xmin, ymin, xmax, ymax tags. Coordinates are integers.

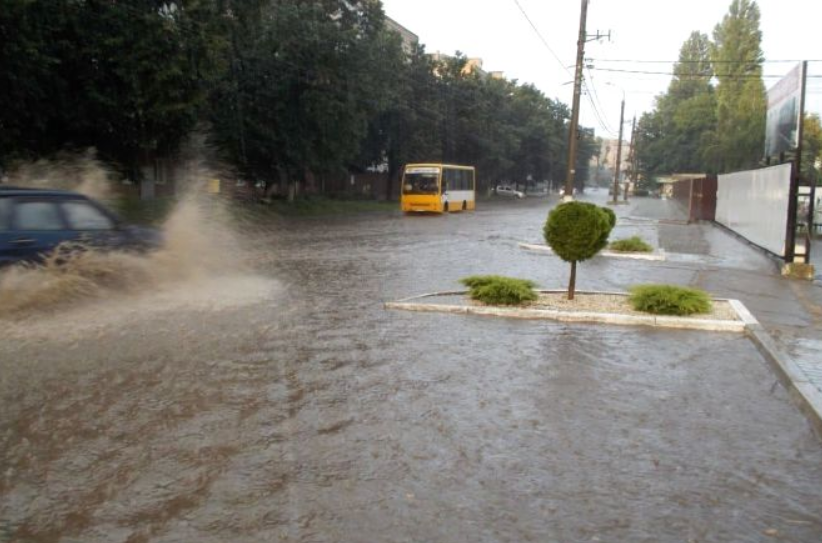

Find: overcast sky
<box><xmin>380</xmin><ymin>0</ymin><xmax>822</xmax><ymax>141</ymax></box>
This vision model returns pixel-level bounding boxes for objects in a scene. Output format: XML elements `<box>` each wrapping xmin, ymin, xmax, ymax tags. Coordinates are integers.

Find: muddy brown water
<box><xmin>2</xmin><ymin>194</ymin><xmax>822</xmax><ymax>542</ymax></box>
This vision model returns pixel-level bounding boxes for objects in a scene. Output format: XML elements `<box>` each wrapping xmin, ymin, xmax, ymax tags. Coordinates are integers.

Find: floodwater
<box><xmin>2</xmin><ymin>192</ymin><xmax>822</xmax><ymax>543</ymax></box>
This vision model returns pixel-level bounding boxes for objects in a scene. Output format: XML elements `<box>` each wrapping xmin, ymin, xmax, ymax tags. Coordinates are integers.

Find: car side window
<box><xmin>14</xmin><ymin>201</ymin><xmax>64</xmax><ymax>230</ymax></box>
<box><xmin>62</xmin><ymin>200</ymin><xmax>114</xmax><ymax>230</ymax></box>
<box><xmin>0</xmin><ymin>198</ymin><xmax>10</xmax><ymax>230</ymax></box>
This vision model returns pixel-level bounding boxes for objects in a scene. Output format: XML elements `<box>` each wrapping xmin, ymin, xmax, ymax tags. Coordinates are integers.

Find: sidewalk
<box><xmin>620</xmin><ymin>197</ymin><xmax>822</xmax><ymax>432</ymax></box>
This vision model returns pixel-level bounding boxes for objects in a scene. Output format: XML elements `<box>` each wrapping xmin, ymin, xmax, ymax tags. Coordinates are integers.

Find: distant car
<box><xmin>495</xmin><ymin>185</ymin><xmax>524</xmax><ymax>199</ymax></box>
<box><xmin>559</xmin><ymin>187</ymin><xmax>577</xmax><ymax>197</ymax></box>
<box><xmin>0</xmin><ymin>186</ymin><xmax>162</xmax><ymax>268</ymax></box>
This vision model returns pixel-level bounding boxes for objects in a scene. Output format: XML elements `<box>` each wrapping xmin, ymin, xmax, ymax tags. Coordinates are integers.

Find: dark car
<box><xmin>0</xmin><ymin>186</ymin><xmax>162</xmax><ymax>267</ymax></box>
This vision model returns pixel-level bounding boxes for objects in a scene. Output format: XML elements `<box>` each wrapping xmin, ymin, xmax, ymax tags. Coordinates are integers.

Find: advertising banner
<box><xmin>764</xmin><ymin>63</ymin><xmax>805</xmax><ymax>159</ymax></box>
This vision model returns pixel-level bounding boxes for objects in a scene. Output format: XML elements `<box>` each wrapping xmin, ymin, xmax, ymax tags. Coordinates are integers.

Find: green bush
<box><xmin>629</xmin><ymin>284</ymin><xmax>713</xmax><ymax>316</ymax></box>
<box><xmin>460</xmin><ymin>275</ymin><xmax>538</xmax><ymax>305</ymax></box>
<box><xmin>610</xmin><ymin>236</ymin><xmax>653</xmax><ymax>253</ymax></box>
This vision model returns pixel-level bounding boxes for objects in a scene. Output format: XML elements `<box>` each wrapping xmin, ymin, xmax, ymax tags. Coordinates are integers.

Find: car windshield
<box><xmin>402</xmin><ymin>172</ymin><xmax>440</xmax><ymax>195</ymax></box>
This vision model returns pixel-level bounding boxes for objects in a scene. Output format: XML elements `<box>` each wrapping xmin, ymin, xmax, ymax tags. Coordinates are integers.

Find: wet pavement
<box><xmin>2</xmin><ymin>190</ymin><xmax>822</xmax><ymax>542</ymax></box>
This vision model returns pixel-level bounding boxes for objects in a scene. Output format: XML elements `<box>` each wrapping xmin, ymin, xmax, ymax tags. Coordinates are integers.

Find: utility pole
<box><xmin>611</xmin><ymin>97</ymin><xmax>625</xmax><ymax>205</ymax></box>
<box><xmin>624</xmin><ymin>116</ymin><xmax>636</xmax><ymax>202</ymax></box>
<box><xmin>562</xmin><ymin>0</ymin><xmax>589</xmax><ymax>202</ymax></box>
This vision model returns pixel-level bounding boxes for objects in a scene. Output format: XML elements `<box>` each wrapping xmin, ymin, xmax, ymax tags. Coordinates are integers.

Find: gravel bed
<box><xmin>525</xmin><ymin>292</ymin><xmax>740</xmax><ymax>321</ymax></box>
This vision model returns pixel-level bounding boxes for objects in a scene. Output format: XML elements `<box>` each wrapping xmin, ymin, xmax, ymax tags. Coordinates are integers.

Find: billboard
<box><xmin>764</xmin><ymin>63</ymin><xmax>805</xmax><ymax>159</ymax></box>
<box><xmin>716</xmin><ymin>163</ymin><xmax>792</xmax><ymax>258</ymax></box>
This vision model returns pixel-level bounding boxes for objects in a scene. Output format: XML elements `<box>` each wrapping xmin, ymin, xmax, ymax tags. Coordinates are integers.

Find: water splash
<box><xmin>0</xmin><ymin>145</ymin><xmax>272</xmax><ymax>321</ymax></box>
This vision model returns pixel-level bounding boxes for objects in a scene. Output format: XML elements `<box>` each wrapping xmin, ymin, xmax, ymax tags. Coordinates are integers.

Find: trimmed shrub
<box><xmin>543</xmin><ymin>202</ymin><xmax>615</xmax><ymax>299</ymax></box>
<box><xmin>601</xmin><ymin>206</ymin><xmax>617</xmax><ymax>229</ymax></box>
<box><xmin>544</xmin><ymin>202</ymin><xmax>613</xmax><ymax>262</ymax></box>
<box><xmin>460</xmin><ymin>275</ymin><xmax>537</xmax><ymax>306</ymax></box>
<box><xmin>610</xmin><ymin>236</ymin><xmax>653</xmax><ymax>253</ymax></box>
<box><xmin>629</xmin><ymin>284</ymin><xmax>713</xmax><ymax>316</ymax></box>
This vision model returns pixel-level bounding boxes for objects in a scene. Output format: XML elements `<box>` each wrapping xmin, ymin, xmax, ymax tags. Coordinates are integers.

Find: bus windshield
<box><xmin>403</xmin><ymin>171</ymin><xmax>440</xmax><ymax>195</ymax></box>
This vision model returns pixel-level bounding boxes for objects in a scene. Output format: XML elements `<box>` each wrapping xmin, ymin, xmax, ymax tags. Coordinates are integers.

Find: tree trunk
<box><xmin>568</xmin><ymin>260</ymin><xmax>577</xmax><ymax>300</ymax></box>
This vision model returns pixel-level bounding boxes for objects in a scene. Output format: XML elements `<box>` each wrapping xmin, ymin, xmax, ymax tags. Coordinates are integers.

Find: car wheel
<box><xmin>462</xmin><ymin>201</ymin><xmax>467</xmax><ymax>210</ymax></box>
<box><xmin>443</xmin><ymin>202</ymin><xmax>449</xmax><ymax>212</ymax></box>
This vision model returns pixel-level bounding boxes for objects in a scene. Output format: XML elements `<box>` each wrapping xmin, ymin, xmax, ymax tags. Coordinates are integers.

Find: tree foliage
<box><xmin>802</xmin><ymin>114</ymin><xmax>822</xmax><ymax>185</ymax></box>
<box><xmin>0</xmin><ymin>0</ymin><xmax>598</xmax><ymax>196</ymax></box>
<box><xmin>0</xmin><ymin>0</ymin><xmax>222</xmax><ymax>175</ymax></box>
<box><xmin>543</xmin><ymin>202</ymin><xmax>614</xmax><ymax>300</ymax></box>
<box><xmin>711</xmin><ymin>0</ymin><xmax>766</xmax><ymax>172</ymax></box>
<box><xmin>634</xmin><ymin>1</ymin><xmax>769</xmax><ymax>180</ymax></box>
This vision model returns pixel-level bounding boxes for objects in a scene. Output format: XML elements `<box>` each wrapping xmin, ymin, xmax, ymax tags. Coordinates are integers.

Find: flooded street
<box><xmin>2</xmin><ymin>194</ymin><xmax>822</xmax><ymax>542</ymax></box>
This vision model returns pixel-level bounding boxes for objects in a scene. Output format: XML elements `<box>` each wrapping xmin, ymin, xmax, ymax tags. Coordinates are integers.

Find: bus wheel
<box><xmin>462</xmin><ymin>201</ymin><xmax>467</xmax><ymax>210</ymax></box>
<box><xmin>443</xmin><ymin>202</ymin><xmax>449</xmax><ymax>212</ymax></box>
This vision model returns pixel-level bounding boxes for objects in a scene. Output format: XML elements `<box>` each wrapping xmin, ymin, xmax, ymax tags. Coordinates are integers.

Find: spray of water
<box><xmin>0</xmin><ymin>144</ymin><xmax>273</xmax><ymax>321</ymax></box>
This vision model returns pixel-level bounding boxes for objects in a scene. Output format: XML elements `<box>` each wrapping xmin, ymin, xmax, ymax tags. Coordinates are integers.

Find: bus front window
<box><xmin>403</xmin><ymin>173</ymin><xmax>440</xmax><ymax>195</ymax></box>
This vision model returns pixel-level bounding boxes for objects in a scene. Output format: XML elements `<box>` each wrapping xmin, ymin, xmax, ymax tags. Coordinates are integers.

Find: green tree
<box><xmin>0</xmin><ymin>0</ymin><xmax>224</xmax><ymax>178</ymax></box>
<box><xmin>210</xmin><ymin>0</ymin><xmax>402</xmax><ymax>198</ymax></box>
<box><xmin>543</xmin><ymin>202</ymin><xmax>614</xmax><ymax>300</ymax></box>
<box><xmin>711</xmin><ymin>0</ymin><xmax>766</xmax><ymax>172</ymax></box>
<box><xmin>802</xmin><ymin>113</ymin><xmax>822</xmax><ymax>185</ymax></box>
<box><xmin>634</xmin><ymin>32</ymin><xmax>716</xmax><ymax>179</ymax></box>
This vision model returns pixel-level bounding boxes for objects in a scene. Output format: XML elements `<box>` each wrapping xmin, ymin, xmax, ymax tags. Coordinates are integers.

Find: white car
<box><xmin>496</xmin><ymin>185</ymin><xmax>524</xmax><ymax>199</ymax></box>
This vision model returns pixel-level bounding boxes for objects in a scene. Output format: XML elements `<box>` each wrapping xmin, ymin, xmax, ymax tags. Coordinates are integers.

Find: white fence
<box><xmin>716</xmin><ymin>163</ymin><xmax>793</xmax><ymax>258</ymax></box>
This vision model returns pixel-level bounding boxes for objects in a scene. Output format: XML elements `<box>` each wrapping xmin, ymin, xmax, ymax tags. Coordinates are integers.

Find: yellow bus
<box><xmin>400</xmin><ymin>163</ymin><xmax>476</xmax><ymax>213</ymax></box>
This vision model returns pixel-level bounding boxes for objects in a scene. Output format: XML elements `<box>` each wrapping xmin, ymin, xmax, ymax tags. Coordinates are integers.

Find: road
<box><xmin>2</xmin><ymin>191</ymin><xmax>822</xmax><ymax>542</ymax></box>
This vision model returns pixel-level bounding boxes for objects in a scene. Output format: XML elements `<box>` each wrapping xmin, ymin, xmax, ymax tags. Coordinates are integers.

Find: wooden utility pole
<box><xmin>624</xmin><ymin>116</ymin><xmax>636</xmax><ymax>202</ymax></box>
<box><xmin>611</xmin><ymin>97</ymin><xmax>625</xmax><ymax>205</ymax></box>
<box><xmin>562</xmin><ymin>0</ymin><xmax>589</xmax><ymax>202</ymax></box>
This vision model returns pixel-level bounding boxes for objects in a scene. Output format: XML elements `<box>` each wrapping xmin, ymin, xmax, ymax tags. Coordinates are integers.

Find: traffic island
<box><xmin>386</xmin><ymin>290</ymin><xmax>749</xmax><ymax>333</ymax></box>
<box><xmin>518</xmin><ymin>242</ymin><xmax>667</xmax><ymax>262</ymax></box>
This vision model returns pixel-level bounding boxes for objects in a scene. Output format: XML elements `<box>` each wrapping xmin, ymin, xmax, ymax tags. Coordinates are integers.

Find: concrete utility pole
<box><xmin>562</xmin><ymin>0</ymin><xmax>589</xmax><ymax>202</ymax></box>
<box><xmin>611</xmin><ymin>97</ymin><xmax>625</xmax><ymax>205</ymax></box>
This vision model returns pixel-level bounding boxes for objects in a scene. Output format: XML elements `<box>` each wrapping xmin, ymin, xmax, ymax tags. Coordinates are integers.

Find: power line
<box><xmin>582</xmin><ymin>83</ymin><xmax>616</xmax><ymax>137</ymax></box>
<box><xmin>582</xmin><ymin>67</ymin><xmax>616</xmax><ymax>136</ymax></box>
<box><xmin>590</xmin><ymin>67</ymin><xmax>822</xmax><ymax>79</ymax></box>
<box><xmin>511</xmin><ymin>0</ymin><xmax>572</xmax><ymax>78</ymax></box>
<box><xmin>588</xmin><ymin>58</ymin><xmax>822</xmax><ymax>64</ymax></box>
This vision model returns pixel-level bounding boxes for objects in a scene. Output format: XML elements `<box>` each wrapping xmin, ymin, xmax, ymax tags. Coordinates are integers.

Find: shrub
<box><xmin>610</xmin><ymin>236</ymin><xmax>653</xmax><ymax>253</ymax></box>
<box><xmin>543</xmin><ymin>202</ymin><xmax>614</xmax><ymax>299</ymax></box>
<box><xmin>628</xmin><ymin>284</ymin><xmax>713</xmax><ymax>316</ymax></box>
<box><xmin>601</xmin><ymin>206</ymin><xmax>617</xmax><ymax>229</ymax></box>
<box><xmin>460</xmin><ymin>275</ymin><xmax>537</xmax><ymax>306</ymax></box>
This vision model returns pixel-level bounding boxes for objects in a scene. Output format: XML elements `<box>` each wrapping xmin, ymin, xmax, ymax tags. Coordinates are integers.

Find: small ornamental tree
<box><xmin>544</xmin><ymin>202</ymin><xmax>614</xmax><ymax>300</ymax></box>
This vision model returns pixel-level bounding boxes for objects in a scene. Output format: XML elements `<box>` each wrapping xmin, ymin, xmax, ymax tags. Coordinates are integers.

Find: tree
<box><xmin>711</xmin><ymin>0</ymin><xmax>766</xmax><ymax>172</ymax></box>
<box><xmin>543</xmin><ymin>202</ymin><xmax>614</xmax><ymax>300</ymax></box>
<box><xmin>0</xmin><ymin>0</ymin><xmax>224</xmax><ymax>178</ymax></box>
<box><xmin>210</xmin><ymin>0</ymin><xmax>403</xmax><ymax>199</ymax></box>
<box><xmin>801</xmin><ymin>114</ymin><xmax>822</xmax><ymax>185</ymax></box>
<box><xmin>633</xmin><ymin>32</ymin><xmax>716</xmax><ymax>180</ymax></box>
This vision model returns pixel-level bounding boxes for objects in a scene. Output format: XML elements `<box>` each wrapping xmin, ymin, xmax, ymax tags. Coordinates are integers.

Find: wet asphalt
<box><xmin>2</xmin><ymin>190</ymin><xmax>822</xmax><ymax>542</ymax></box>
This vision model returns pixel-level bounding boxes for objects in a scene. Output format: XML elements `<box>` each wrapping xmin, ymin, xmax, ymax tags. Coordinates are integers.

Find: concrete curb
<box><xmin>746</xmin><ymin>323</ymin><xmax>822</xmax><ymax>439</ymax></box>
<box><xmin>385</xmin><ymin>290</ymin><xmax>746</xmax><ymax>333</ymax></box>
<box><xmin>518</xmin><ymin>242</ymin><xmax>667</xmax><ymax>262</ymax></box>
